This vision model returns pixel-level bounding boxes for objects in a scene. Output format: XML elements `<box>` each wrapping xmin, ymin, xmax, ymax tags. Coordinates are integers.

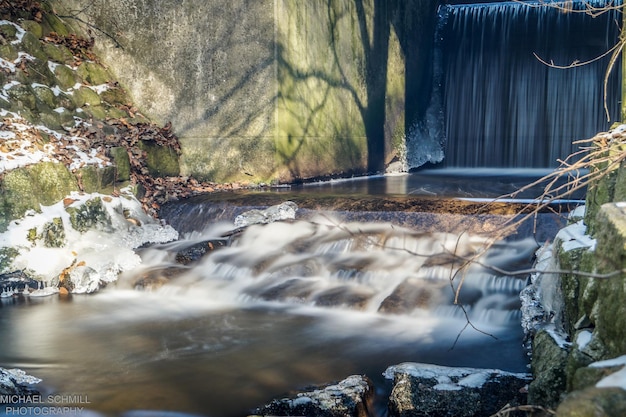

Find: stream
<box><xmin>0</xmin><ymin>170</ymin><xmax>578</xmax><ymax>417</ymax></box>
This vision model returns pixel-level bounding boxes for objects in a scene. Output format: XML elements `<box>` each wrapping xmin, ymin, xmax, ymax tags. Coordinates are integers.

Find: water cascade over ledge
<box><xmin>409</xmin><ymin>0</ymin><xmax>622</xmax><ymax>169</ymax></box>
<box><xmin>0</xmin><ymin>190</ymin><xmax>568</xmax><ymax>417</ymax></box>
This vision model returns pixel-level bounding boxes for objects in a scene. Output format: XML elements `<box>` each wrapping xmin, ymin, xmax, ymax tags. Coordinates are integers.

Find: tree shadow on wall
<box><xmin>275</xmin><ymin>0</ymin><xmax>438</xmax><ymax>177</ymax></box>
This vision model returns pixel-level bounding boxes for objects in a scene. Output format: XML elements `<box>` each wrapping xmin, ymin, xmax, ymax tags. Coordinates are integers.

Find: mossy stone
<box><xmin>100</xmin><ymin>87</ymin><xmax>128</xmax><ymax>106</ymax></box>
<box><xmin>42</xmin><ymin>217</ymin><xmax>66</xmax><ymax>248</ymax></box>
<box><xmin>77</xmin><ymin>165</ymin><xmax>117</xmax><ymax>194</ymax></box>
<box><xmin>19</xmin><ymin>31</ymin><xmax>48</xmax><ymax>62</ymax></box>
<box><xmin>30</xmin><ymin>162</ymin><xmax>78</xmax><ymax>205</ymax></box>
<box><xmin>0</xmin><ymin>23</ymin><xmax>18</xmax><ymax>41</ymax></box>
<box><xmin>556</xmin><ymin>387</ymin><xmax>626</xmax><ymax>417</ymax></box>
<box><xmin>82</xmin><ymin>104</ymin><xmax>106</xmax><ymax>120</ymax></box>
<box><xmin>76</xmin><ymin>61</ymin><xmax>110</xmax><ymax>85</ymax></box>
<box><xmin>528</xmin><ymin>329</ymin><xmax>569</xmax><ymax>408</ymax></box>
<box><xmin>39</xmin><ymin>109</ymin><xmax>73</xmax><ymax>130</ymax></box>
<box><xmin>15</xmin><ymin>59</ymin><xmax>55</xmax><ymax>86</ymax></box>
<box><xmin>66</xmin><ymin>197</ymin><xmax>112</xmax><ymax>233</ymax></box>
<box><xmin>139</xmin><ymin>140</ymin><xmax>180</xmax><ymax>177</ymax></box>
<box><xmin>571</xmin><ymin>366</ymin><xmax>621</xmax><ymax>392</ymax></box>
<box><xmin>7</xmin><ymin>84</ymin><xmax>37</xmax><ymax>110</ymax></box>
<box><xmin>32</xmin><ymin>85</ymin><xmax>56</xmax><ymax>108</ymax></box>
<box><xmin>105</xmin><ymin>106</ymin><xmax>128</xmax><ymax>119</ymax></box>
<box><xmin>0</xmin><ymin>247</ymin><xmax>19</xmax><ymax>273</ymax></box>
<box><xmin>72</xmin><ymin>86</ymin><xmax>101</xmax><ymax>107</ymax></box>
<box><xmin>0</xmin><ymin>44</ymin><xmax>18</xmax><ymax>61</ymax></box>
<box><xmin>108</xmin><ymin>147</ymin><xmax>131</xmax><ymax>182</ymax></box>
<box><xmin>42</xmin><ymin>13</ymin><xmax>70</xmax><ymax>37</ymax></box>
<box><xmin>20</xmin><ymin>20</ymin><xmax>43</xmax><ymax>39</ymax></box>
<box><xmin>53</xmin><ymin>64</ymin><xmax>77</xmax><ymax>89</ymax></box>
<box><xmin>42</xmin><ymin>43</ymin><xmax>74</xmax><ymax>64</ymax></box>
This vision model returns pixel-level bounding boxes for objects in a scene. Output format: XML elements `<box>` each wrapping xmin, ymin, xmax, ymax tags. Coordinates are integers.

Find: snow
<box><xmin>383</xmin><ymin>362</ymin><xmax>529</xmax><ymax>390</ymax></box>
<box><xmin>576</xmin><ymin>329</ymin><xmax>593</xmax><ymax>350</ymax></box>
<box><xmin>556</xmin><ymin>220</ymin><xmax>596</xmax><ymax>252</ymax></box>
<box><xmin>0</xmin><ymin>113</ymin><xmax>110</xmax><ymax>173</ymax></box>
<box><xmin>0</xmin><ymin>190</ymin><xmax>179</xmax><ymax>293</ymax></box>
<box><xmin>585</xmin><ymin>355</ymin><xmax>626</xmax><ymax>391</ymax></box>
<box><xmin>590</xmin><ymin>355</ymin><xmax>626</xmax><ymax>369</ymax></box>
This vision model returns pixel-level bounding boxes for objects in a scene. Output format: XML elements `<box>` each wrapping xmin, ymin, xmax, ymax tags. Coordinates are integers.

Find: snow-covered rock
<box><xmin>384</xmin><ymin>363</ymin><xmax>530</xmax><ymax>417</ymax></box>
<box><xmin>234</xmin><ymin>201</ymin><xmax>298</xmax><ymax>227</ymax></box>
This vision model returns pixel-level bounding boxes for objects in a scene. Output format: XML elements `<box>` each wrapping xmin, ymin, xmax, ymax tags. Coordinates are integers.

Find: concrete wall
<box><xmin>53</xmin><ymin>0</ymin><xmax>438</xmax><ymax>183</ymax></box>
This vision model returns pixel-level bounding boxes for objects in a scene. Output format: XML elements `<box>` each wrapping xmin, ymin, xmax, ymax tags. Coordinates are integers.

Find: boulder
<box><xmin>383</xmin><ymin>363</ymin><xmax>530</xmax><ymax>417</ymax></box>
<box><xmin>252</xmin><ymin>374</ymin><xmax>374</xmax><ymax>417</ymax></box>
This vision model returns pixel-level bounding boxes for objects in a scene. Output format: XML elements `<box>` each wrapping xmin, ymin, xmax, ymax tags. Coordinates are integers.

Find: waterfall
<box><xmin>413</xmin><ymin>0</ymin><xmax>622</xmax><ymax>169</ymax></box>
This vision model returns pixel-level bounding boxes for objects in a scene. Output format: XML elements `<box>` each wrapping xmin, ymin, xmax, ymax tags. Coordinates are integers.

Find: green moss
<box><xmin>20</xmin><ymin>20</ymin><xmax>43</xmax><ymax>39</ymax></box>
<box><xmin>72</xmin><ymin>86</ymin><xmax>101</xmax><ymax>107</ymax></box>
<box><xmin>0</xmin><ymin>44</ymin><xmax>18</xmax><ymax>61</ymax></box>
<box><xmin>108</xmin><ymin>147</ymin><xmax>131</xmax><ymax>182</ymax></box>
<box><xmin>76</xmin><ymin>62</ymin><xmax>111</xmax><ymax>85</ymax></box>
<box><xmin>0</xmin><ymin>247</ymin><xmax>19</xmax><ymax>273</ymax></box>
<box><xmin>66</xmin><ymin>197</ymin><xmax>111</xmax><ymax>233</ymax></box>
<box><xmin>42</xmin><ymin>217</ymin><xmax>65</xmax><ymax>248</ymax></box>
<box><xmin>30</xmin><ymin>162</ymin><xmax>78</xmax><ymax>205</ymax></box>
<box><xmin>139</xmin><ymin>141</ymin><xmax>180</xmax><ymax>177</ymax></box>
<box><xmin>19</xmin><ymin>31</ymin><xmax>48</xmax><ymax>62</ymax></box>
<box><xmin>42</xmin><ymin>43</ymin><xmax>74</xmax><ymax>64</ymax></box>
<box><xmin>53</xmin><ymin>64</ymin><xmax>78</xmax><ymax>89</ymax></box>
<box><xmin>0</xmin><ymin>22</ymin><xmax>17</xmax><ymax>41</ymax></box>
<box><xmin>7</xmin><ymin>84</ymin><xmax>37</xmax><ymax>111</ymax></box>
<box><xmin>42</xmin><ymin>13</ymin><xmax>70</xmax><ymax>37</ymax></box>
<box><xmin>76</xmin><ymin>165</ymin><xmax>117</xmax><ymax>193</ymax></box>
<box><xmin>32</xmin><ymin>85</ymin><xmax>56</xmax><ymax>108</ymax></box>
<box><xmin>82</xmin><ymin>104</ymin><xmax>107</xmax><ymax>119</ymax></box>
<box><xmin>556</xmin><ymin>387</ymin><xmax>626</xmax><ymax>417</ymax></box>
<box><xmin>17</xmin><ymin>59</ymin><xmax>55</xmax><ymax>86</ymax></box>
<box><xmin>528</xmin><ymin>329</ymin><xmax>569</xmax><ymax>408</ymax></box>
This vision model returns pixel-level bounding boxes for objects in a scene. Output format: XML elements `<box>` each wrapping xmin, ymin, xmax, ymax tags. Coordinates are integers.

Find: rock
<box><xmin>528</xmin><ymin>328</ymin><xmax>569</xmax><ymax>408</ymax></box>
<box><xmin>252</xmin><ymin>374</ymin><xmax>374</xmax><ymax>417</ymax></box>
<box><xmin>556</xmin><ymin>387</ymin><xmax>626</xmax><ymax>417</ymax></box>
<box><xmin>384</xmin><ymin>363</ymin><xmax>530</xmax><ymax>417</ymax></box>
<box><xmin>0</xmin><ymin>367</ymin><xmax>41</xmax><ymax>396</ymax></box>
<box><xmin>174</xmin><ymin>240</ymin><xmax>227</xmax><ymax>265</ymax></box>
<box><xmin>234</xmin><ymin>201</ymin><xmax>298</xmax><ymax>227</ymax></box>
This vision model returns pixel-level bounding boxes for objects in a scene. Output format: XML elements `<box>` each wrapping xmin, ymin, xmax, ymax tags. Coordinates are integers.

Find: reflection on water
<box><xmin>0</xmin><ymin>291</ymin><xmax>528</xmax><ymax>417</ymax></box>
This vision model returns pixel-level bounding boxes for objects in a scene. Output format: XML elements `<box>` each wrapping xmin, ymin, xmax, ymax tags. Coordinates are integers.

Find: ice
<box><xmin>0</xmin><ymin>190</ymin><xmax>178</xmax><ymax>293</ymax></box>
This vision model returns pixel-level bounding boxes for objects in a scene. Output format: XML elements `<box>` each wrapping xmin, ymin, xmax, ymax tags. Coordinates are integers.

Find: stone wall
<box><xmin>52</xmin><ymin>0</ymin><xmax>438</xmax><ymax>183</ymax></box>
<box><xmin>528</xmin><ymin>135</ymin><xmax>626</xmax><ymax>415</ymax></box>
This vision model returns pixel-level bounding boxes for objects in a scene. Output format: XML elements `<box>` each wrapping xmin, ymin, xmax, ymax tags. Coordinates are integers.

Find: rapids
<box><xmin>0</xmin><ymin>175</ymin><xmax>569</xmax><ymax>416</ymax></box>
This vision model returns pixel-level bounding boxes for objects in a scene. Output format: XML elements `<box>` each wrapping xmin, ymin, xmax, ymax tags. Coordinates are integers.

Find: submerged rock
<box><xmin>252</xmin><ymin>374</ymin><xmax>373</xmax><ymax>417</ymax></box>
<box><xmin>384</xmin><ymin>363</ymin><xmax>530</xmax><ymax>417</ymax></box>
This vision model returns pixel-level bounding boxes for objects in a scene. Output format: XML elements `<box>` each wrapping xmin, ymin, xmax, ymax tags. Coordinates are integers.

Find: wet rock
<box><xmin>174</xmin><ymin>240</ymin><xmax>227</xmax><ymax>265</ymax></box>
<box><xmin>252</xmin><ymin>374</ymin><xmax>373</xmax><ymax>417</ymax></box>
<box><xmin>234</xmin><ymin>201</ymin><xmax>298</xmax><ymax>227</ymax></box>
<box><xmin>0</xmin><ymin>367</ymin><xmax>41</xmax><ymax>396</ymax></box>
<box><xmin>384</xmin><ymin>363</ymin><xmax>530</xmax><ymax>417</ymax></box>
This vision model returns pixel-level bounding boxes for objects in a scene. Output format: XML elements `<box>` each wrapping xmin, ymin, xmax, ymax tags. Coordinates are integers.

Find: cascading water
<box><xmin>0</xmin><ymin>195</ymin><xmax>552</xmax><ymax>417</ymax></box>
<box><xmin>408</xmin><ymin>0</ymin><xmax>622</xmax><ymax>169</ymax></box>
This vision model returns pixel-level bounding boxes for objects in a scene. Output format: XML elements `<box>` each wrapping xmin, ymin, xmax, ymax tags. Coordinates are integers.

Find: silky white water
<box><xmin>0</xmin><ymin>208</ymin><xmax>540</xmax><ymax>417</ymax></box>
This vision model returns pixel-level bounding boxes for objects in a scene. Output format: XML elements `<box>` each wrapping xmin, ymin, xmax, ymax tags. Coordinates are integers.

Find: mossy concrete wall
<box><xmin>52</xmin><ymin>0</ymin><xmax>438</xmax><ymax>183</ymax></box>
